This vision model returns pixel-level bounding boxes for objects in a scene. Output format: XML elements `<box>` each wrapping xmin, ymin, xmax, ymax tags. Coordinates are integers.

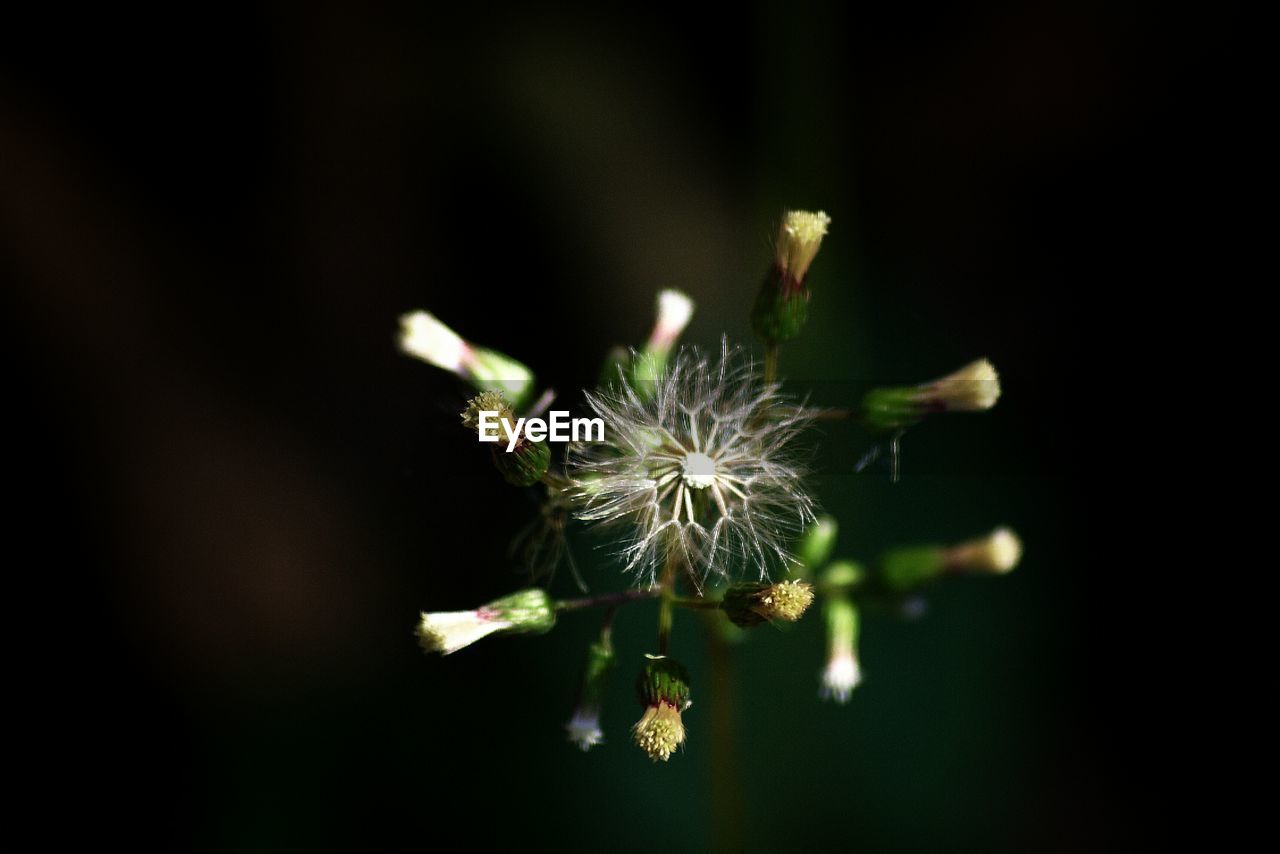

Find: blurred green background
<box><xmin>3</xmin><ymin>3</ymin><xmax>1205</xmax><ymax>850</ymax></box>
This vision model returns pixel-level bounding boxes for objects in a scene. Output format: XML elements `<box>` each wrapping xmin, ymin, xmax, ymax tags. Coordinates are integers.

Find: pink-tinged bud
<box><xmin>416</xmin><ymin>609</ymin><xmax>510</xmax><ymax>655</ymax></box>
<box><xmin>645</xmin><ymin>290</ymin><xmax>695</xmax><ymax>355</ymax></box>
<box><xmin>944</xmin><ymin>527</ymin><xmax>1022</xmax><ymax>574</ymax></box>
<box><xmin>773</xmin><ymin>210</ymin><xmax>831</xmax><ymax>286</ymax></box>
<box><xmin>398</xmin><ymin>311</ymin><xmax>536</xmax><ymax>407</ymax></box>
<box><xmin>632</xmin><ymin>654</ymin><xmax>692</xmax><ymax>761</ymax></box>
<box><xmin>399</xmin><ymin>311</ymin><xmax>469</xmax><ymax>373</ymax></box>
<box><xmin>416</xmin><ymin>589</ymin><xmax>555</xmax><ymax>655</ymax></box>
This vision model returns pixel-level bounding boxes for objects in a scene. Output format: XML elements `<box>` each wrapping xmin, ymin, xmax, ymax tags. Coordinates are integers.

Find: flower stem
<box><xmin>656</xmin><ymin>552</ymin><xmax>679</xmax><ymax>655</ymax></box>
<box><xmin>554</xmin><ymin>589</ymin><xmax>659</xmax><ymax>612</ymax></box>
<box><xmin>763</xmin><ymin>343</ymin><xmax>779</xmax><ymax>385</ymax></box>
<box><xmin>540</xmin><ymin>470</ymin><xmax>572</xmax><ymax>490</ymax></box>
<box><xmin>671</xmin><ymin>596</ymin><xmax>721</xmax><ymax>610</ymax></box>
<box><xmin>707</xmin><ymin>619</ymin><xmax>744</xmax><ymax>853</ymax></box>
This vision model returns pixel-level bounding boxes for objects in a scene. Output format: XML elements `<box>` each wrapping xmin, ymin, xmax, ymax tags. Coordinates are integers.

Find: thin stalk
<box><xmin>656</xmin><ymin>551</ymin><xmax>679</xmax><ymax>655</ymax></box>
<box><xmin>763</xmin><ymin>343</ymin><xmax>779</xmax><ymax>385</ymax></box>
<box><xmin>707</xmin><ymin>618</ymin><xmax>743</xmax><ymax>853</ymax></box>
<box><xmin>599</xmin><ymin>605</ymin><xmax>618</xmax><ymax>645</ymax></box>
<box><xmin>671</xmin><ymin>596</ymin><xmax>721</xmax><ymax>610</ymax></box>
<box><xmin>540</xmin><ymin>470</ymin><xmax>572</xmax><ymax>491</ymax></box>
<box><xmin>555</xmin><ymin>588</ymin><xmax>659</xmax><ymax>612</ymax></box>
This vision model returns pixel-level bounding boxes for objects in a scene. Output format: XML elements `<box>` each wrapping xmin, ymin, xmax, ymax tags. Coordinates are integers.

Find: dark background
<box><xmin>2</xmin><ymin>3</ymin><xmax>1217</xmax><ymax>850</ymax></box>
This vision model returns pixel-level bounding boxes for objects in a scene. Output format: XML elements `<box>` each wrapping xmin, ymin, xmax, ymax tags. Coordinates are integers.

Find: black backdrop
<box><xmin>3</xmin><ymin>4</ymin><xmax>1224</xmax><ymax>850</ymax></box>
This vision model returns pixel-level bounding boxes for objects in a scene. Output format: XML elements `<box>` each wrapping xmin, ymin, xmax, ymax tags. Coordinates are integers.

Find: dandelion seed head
<box><xmin>567</xmin><ymin>341</ymin><xmax>817</xmax><ymax>587</ymax></box>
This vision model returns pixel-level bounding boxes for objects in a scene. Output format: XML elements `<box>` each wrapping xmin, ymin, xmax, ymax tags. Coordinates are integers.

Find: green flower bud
<box><xmin>860</xmin><ymin>385</ymin><xmax>928</xmax><ymax>432</ymax></box>
<box><xmin>486</xmin><ymin>588</ymin><xmax>557</xmax><ymax>633</ymax></box>
<box><xmin>633</xmin><ymin>654</ymin><xmax>691</xmax><ymax>762</ymax></box>
<box><xmin>752</xmin><ymin>274</ymin><xmax>809</xmax><ymax>344</ymax></box>
<box><xmin>860</xmin><ymin>359</ymin><xmax>1001</xmax><ymax>432</ymax></box>
<box><xmin>460</xmin><ymin>391</ymin><xmax>551</xmax><ymax>486</ymax></box>
<box><xmin>597</xmin><ymin>345</ymin><xmax>631</xmax><ymax>390</ymax></box>
<box><xmin>820</xmin><ymin>594</ymin><xmax>862</xmax><ymax>703</ymax></box>
<box><xmin>566</xmin><ymin>634</ymin><xmax>616</xmax><ymax>751</ymax></box>
<box><xmin>796</xmin><ymin>516</ymin><xmax>839</xmax><ymax>573</ymax></box>
<box><xmin>632</xmin><ymin>290</ymin><xmax>694</xmax><ymax>394</ymax></box>
<box><xmin>943</xmin><ymin>527</ymin><xmax>1023</xmax><ymax>575</ymax></box>
<box><xmin>880</xmin><ymin>544</ymin><xmax>948</xmax><ymax>592</ymax></box>
<box><xmin>416</xmin><ymin>588</ymin><xmax>555</xmax><ymax>655</ymax></box>
<box><xmin>491</xmin><ymin>439</ymin><xmax>551</xmax><ymax>487</ymax></box>
<box><xmin>752</xmin><ymin>210</ymin><xmax>830</xmax><ymax>345</ymax></box>
<box><xmin>881</xmin><ymin>527</ymin><xmax>1022</xmax><ymax>591</ymax></box>
<box><xmin>637</xmin><ymin>654</ymin><xmax>691</xmax><ymax>709</ymax></box>
<box><xmin>720</xmin><ymin>579</ymin><xmax>815</xmax><ymax>628</ymax></box>
<box><xmin>821</xmin><ymin>559</ymin><xmax>866</xmax><ymax>591</ymax></box>
<box><xmin>467</xmin><ymin>347</ymin><xmax>537</xmax><ymax>407</ymax></box>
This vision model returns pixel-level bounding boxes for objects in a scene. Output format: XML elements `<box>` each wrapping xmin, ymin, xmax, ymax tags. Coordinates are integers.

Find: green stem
<box><xmin>657</xmin><ymin>552</ymin><xmax>679</xmax><ymax>655</ymax></box>
<box><xmin>555</xmin><ymin>589</ymin><xmax>659</xmax><ymax>612</ymax></box>
<box><xmin>671</xmin><ymin>596</ymin><xmax>721</xmax><ymax>610</ymax></box>
<box><xmin>707</xmin><ymin>619</ymin><xmax>743</xmax><ymax>853</ymax></box>
<box><xmin>763</xmin><ymin>343</ymin><xmax>779</xmax><ymax>385</ymax></box>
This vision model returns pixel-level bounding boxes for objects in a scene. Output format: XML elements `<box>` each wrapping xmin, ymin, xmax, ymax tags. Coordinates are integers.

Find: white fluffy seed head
<box><xmin>566</xmin><ymin>341</ymin><xmax>817</xmax><ymax>587</ymax></box>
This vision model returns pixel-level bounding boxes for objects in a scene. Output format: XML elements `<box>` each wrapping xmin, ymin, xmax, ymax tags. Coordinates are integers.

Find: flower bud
<box><xmin>943</xmin><ymin>527</ymin><xmax>1022</xmax><ymax>575</ymax></box>
<box><xmin>882</xmin><ymin>527</ymin><xmax>1022</xmax><ymax>590</ymax></box>
<box><xmin>461</xmin><ymin>391</ymin><xmax>513</xmax><ymax>441</ymax></box>
<box><xmin>460</xmin><ymin>392</ymin><xmax>551</xmax><ymax>486</ymax></box>
<box><xmin>860</xmin><ymin>359</ymin><xmax>1001</xmax><ymax>431</ymax></box>
<box><xmin>399</xmin><ymin>311</ymin><xmax>536</xmax><ymax>408</ymax></box>
<box><xmin>633</xmin><ymin>654</ymin><xmax>691</xmax><ymax>762</ymax></box>
<box><xmin>923</xmin><ymin>359</ymin><xmax>1001</xmax><ymax>412</ymax></box>
<box><xmin>416</xmin><ymin>588</ymin><xmax>555</xmax><ymax>655</ymax></box>
<box><xmin>565</xmin><ymin>634</ymin><xmax>616</xmax><ymax>751</ymax></box>
<box><xmin>646</xmin><ymin>290</ymin><xmax>695</xmax><ymax>356</ymax></box>
<box><xmin>775</xmin><ymin>210</ymin><xmax>832</xmax><ymax>283</ymax></box>
<box><xmin>879</xmin><ymin>544</ymin><xmax>947</xmax><ymax>592</ymax></box>
<box><xmin>597</xmin><ymin>345</ymin><xmax>631</xmax><ymax>390</ymax></box>
<box><xmin>491</xmin><ymin>438</ymin><xmax>551</xmax><ymax>487</ymax></box>
<box><xmin>752</xmin><ymin>210</ymin><xmax>831</xmax><ymax>344</ymax></box>
<box><xmin>821</xmin><ymin>559</ymin><xmax>866</xmax><ymax>591</ymax></box>
<box><xmin>632</xmin><ymin>289</ymin><xmax>695</xmax><ymax>396</ymax></box>
<box><xmin>820</xmin><ymin>594</ymin><xmax>862</xmax><ymax>703</ymax></box>
<box><xmin>796</xmin><ymin>516</ymin><xmax>839</xmax><ymax>573</ymax></box>
<box><xmin>720</xmin><ymin>579</ymin><xmax>815</xmax><ymax>628</ymax></box>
